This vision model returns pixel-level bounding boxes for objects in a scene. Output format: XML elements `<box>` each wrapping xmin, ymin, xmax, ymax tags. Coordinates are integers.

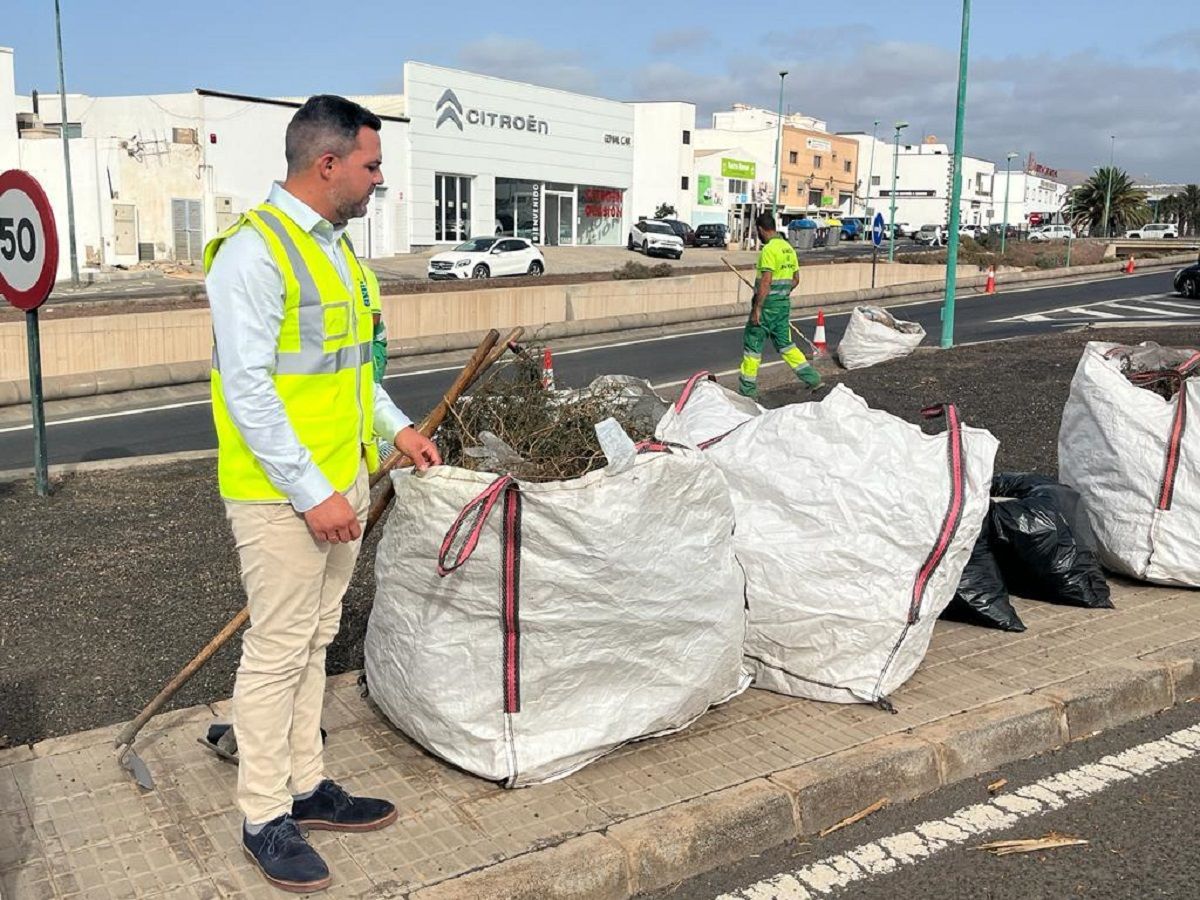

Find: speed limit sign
<box><xmin>0</xmin><ymin>170</ymin><xmax>59</xmax><ymax>311</ymax></box>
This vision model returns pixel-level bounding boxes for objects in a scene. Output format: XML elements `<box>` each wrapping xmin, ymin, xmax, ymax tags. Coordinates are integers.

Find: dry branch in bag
<box><xmin>1111</xmin><ymin>341</ymin><xmax>1200</xmax><ymax>400</ymax></box>
<box><xmin>436</xmin><ymin>354</ymin><xmax>664</xmax><ymax>481</ymax></box>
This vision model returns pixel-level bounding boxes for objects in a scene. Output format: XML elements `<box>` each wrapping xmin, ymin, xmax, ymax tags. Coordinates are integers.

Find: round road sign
<box><xmin>0</xmin><ymin>170</ymin><xmax>59</xmax><ymax>312</ymax></box>
<box><xmin>871</xmin><ymin>212</ymin><xmax>886</xmax><ymax>248</ymax></box>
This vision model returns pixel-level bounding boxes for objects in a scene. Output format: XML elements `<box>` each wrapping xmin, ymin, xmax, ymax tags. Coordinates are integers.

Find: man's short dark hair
<box><xmin>285</xmin><ymin>95</ymin><xmax>382</xmax><ymax>175</ymax></box>
<box><xmin>756</xmin><ymin>212</ymin><xmax>777</xmax><ymax>232</ymax></box>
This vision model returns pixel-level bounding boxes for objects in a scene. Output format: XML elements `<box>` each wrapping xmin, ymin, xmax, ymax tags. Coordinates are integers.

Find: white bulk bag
<box><xmin>657</xmin><ymin>374</ymin><xmax>997</xmax><ymax>705</ymax></box>
<box><xmin>1058</xmin><ymin>341</ymin><xmax>1200</xmax><ymax>586</ymax></box>
<box><xmin>365</xmin><ymin>447</ymin><xmax>749</xmax><ymax>786</ymax></box>
<box><xmin>838</xmin><ymin>305</ymin><xmax>926</xmax><ymax>370</ymax></box>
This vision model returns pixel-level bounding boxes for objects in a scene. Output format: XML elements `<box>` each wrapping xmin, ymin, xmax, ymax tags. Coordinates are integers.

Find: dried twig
<box><xmin>818</xmin><ymin>798</ymin><xmax>888</xmax><ymax>837</ymax></box>
<box><xmin>987</xmin><ymin>778</ymin><xmax>1008</xmax><ymax>794</ymax></box>
<box><xmin>976</xmin><ymin>832</ymin><xmax>1088</xmax><ymax>856</ymax></box>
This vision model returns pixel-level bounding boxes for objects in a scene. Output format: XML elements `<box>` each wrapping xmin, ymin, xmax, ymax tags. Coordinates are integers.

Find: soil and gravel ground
<box><xmin>2</xmin><ymin>324</ymin><xmax>1198</xmax><ymax>748</ymax></box>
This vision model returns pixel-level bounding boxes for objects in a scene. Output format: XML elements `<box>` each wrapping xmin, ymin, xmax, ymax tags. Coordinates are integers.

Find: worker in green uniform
<box><xmin>738</xmin><ymin>211</ymin><xmax>821</xmax><ymax>398</ymax></box>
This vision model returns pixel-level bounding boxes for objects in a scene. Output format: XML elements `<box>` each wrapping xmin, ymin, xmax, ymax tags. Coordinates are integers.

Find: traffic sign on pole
<box><xmin>0</xmin><ymin>169</ymin><xmax>60</xmax><ymax>496</ymax></box>
<box><xmin>871</xmin><ymin>212</ymin><xmax>885</xmax><ymax>248</ymax></box>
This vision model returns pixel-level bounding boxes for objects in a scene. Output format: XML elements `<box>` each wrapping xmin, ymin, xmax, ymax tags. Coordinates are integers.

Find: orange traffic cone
<box><xmin>985</xmin><ymin>265</ymin><xmax>996</xmax><ymax>295</ymax></box>
<box><xmin>541</xmin><ymin>347</ymin><xmax>556</xmax><ymax>390</ymax></box>
<box><xmin>1124</xmin><ymin>255</ymin><xmax>1136</xmax><ymax>274</ymax></box>
<box><xmin>812</xmin><ymin>310</ymin><xmax>828</xmax><ymax>357</ymax></box>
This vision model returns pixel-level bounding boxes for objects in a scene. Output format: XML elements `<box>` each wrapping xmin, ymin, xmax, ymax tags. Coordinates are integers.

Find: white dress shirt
<box><xmin>206</xmin><ymin>183</ymin><xmax>411</xmax><ymax>512</ymax></box>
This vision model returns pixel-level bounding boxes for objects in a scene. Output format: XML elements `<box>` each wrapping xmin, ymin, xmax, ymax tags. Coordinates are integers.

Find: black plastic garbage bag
<box><xmin>988</xmin><ymin>473</ymin><xmax>1112</xmax><ymax>609</ymax></box>
<box><xmin>942</xmin><ymin>519</ymin><xmax>1026</xmax><ymax>631</ymax></box>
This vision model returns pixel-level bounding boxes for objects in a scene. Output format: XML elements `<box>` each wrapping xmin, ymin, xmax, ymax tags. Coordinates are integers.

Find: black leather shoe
<box><xmin>242</xmin><ymin>814</ymin><xmax>331</xmax><ymax>894</ymax></box>
<box><xmin>292</xmin><ymin>779</ymin><xmax>398</xmax><ymax>833</ymax></box>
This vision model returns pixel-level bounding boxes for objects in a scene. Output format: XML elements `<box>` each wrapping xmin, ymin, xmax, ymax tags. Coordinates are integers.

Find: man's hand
<box><xmin>303</xmin><ymin>492</ymin><xmax>361</xmax><ymax>544</ymax></box>
<box><xmin>750</xmin><ymin>305</ymin><xmax>762</xmax><ymax>326</ymax></box>
<box><xmin>395</xmin><ymin>426</ymin><xmax>442</xmax><ymax>471</ymax></box>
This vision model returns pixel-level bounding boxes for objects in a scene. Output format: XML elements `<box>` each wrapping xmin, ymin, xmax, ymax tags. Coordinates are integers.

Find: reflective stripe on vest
<box><xmin>207</xmin><ymin>203</ymin><xmax>377</xmax><ymax>503</ymax></box>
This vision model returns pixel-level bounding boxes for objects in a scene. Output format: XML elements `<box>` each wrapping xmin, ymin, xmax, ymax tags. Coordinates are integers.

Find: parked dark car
<box><xmin>693</xmin><ymin>223</ymin><xmax>728</xmax><ymax>248</ymax></box>
<box><xmin>1174</xmin><ymin>260</ymin><xmax>1200</xmax><ymax>298</ymax></box>
<box><xmin>660</xmin><ymin>219</ymin><xmax>696</xmax><ymax>246</ymax></box>
<box><xmin>840</xmin><ymin>217</ymin><xmax>866</xmax><ymax>241</ymax></box>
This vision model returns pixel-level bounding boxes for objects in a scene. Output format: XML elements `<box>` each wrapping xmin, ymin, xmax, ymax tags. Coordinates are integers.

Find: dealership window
<box><xmin>844</xmin><ymin>160</ymin><xmax>852</xmax><ymax>173</ymax></box>
<box><xmin>434</xmin><ymin>173</ymin><xmax>472</xmax><ymax>242</ymax></box>
<box><xmin>495</xmin><ymin>178</ymin><xmax>541</xmax><ymax>240</ymax></box>
<box><xmin>682</xmin><ymin>129</ymin><xmax>691</xmax><ymax>145</ymax></box>
<box><xmin>681</xmin><ymin>176</ymin><xmax>689</xmax><ymax>190</ymax></box>
<box><xmin>788</xmin><ymin>151</ymin><xmax>798</xmax><ymax>164</ymax></box>
<box><xmin>813</xmin><ymin>155</ymin><xmax>823</xmax><ymax>169</ymax></box>
<box><xmin>578</xmin><ymin>185</ymin><xmax>625</xmax><ymax>246</ymax></box>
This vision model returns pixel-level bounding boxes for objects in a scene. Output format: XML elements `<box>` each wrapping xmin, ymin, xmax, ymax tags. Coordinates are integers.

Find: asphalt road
<box><xmin>650</xmin><ymin>701</ymin><xmax>1200</xmax><ymax>900</ymax></box>
<box><xmin>0</xmin><ymin>269</ymin><xmax>1189</xmax><ymax>471</ymax></box>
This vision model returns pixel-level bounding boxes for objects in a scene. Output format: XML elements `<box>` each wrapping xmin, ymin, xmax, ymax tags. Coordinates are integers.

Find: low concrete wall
<box><xmin>0</xmin><ymin>262</ymin><xmax>961</xmax><ymax>385</ymax></box>
<box><xmin>0</xmin><ymin>255</ymin><xmax>1191</xmax><ymax>407</ymax></box>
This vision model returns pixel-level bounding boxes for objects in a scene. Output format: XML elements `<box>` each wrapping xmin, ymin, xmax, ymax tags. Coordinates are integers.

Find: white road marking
<box><xmin>0</xmin><ymin>399</ymin><xmax>213</xmax><ymax>434</ymax></box>
<box><xmin>1100</xmin><ymin>301</ymin><xmax>1193</xmax><ymax>317</ymax></box>
<box><xmin>714</xmin><ymin>722</ymin><xmax>1200</xmax><ymax>900</ymax></box>
<box><xmin>992</xmin><ymin>293</ymin><xmax>1169</xmax><ymax>323</ymax></box>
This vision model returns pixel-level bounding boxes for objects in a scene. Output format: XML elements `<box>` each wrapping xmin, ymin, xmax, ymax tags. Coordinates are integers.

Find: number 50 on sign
<box><xmin>0</xmin><ymin>170</ymin><xmax>59</xmax><ymax>311</ymax></box>
<box><xmin>0</xmin><ymin>170</ymin><xmax>60</xmax><ymax>497</ymax></box>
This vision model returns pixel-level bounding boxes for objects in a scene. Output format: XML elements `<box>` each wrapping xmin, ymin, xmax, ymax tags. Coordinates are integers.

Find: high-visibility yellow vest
<box><xmin>206</xmin><ymin>203</ymin><xmax>378</xmax><ymax>503</ymax></box>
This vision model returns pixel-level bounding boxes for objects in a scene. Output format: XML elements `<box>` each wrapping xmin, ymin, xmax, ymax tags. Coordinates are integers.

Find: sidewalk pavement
<box><xmin>3</xmin><ymin>578</ymin><xmax>1198</xmax><ymax>899</ymax></box>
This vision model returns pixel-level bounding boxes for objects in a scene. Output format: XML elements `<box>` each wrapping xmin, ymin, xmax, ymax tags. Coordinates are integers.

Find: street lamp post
<box><xmin>772</xmin><ymin>71</ymin><xmax>787</xmax><ymax>221</ymax></box>
<box><xmin>940</xmin><ymin>0</ymin><xmax>972</xmax><ymax>349</ymax></box>
<box><xmin>54</xmin><ymin>0</ymin><xmax>80</xmax><ymax>286</ymax></box>
<box><xmin>887</xmin><ymin>121</ymin><xmax>908</xmax><ymax>262</ymax></box>
<box><xmin>1000</xmin><ymin>151</ymin><xmax>1018</xmax><ymax>255</ymax></box>
<box><xmin>1101</xmin><ymin>134</ymin><xmax>1115</xmax><ymax>238</ymax></box>
<box><xmin>863</xmin><ymin>119</ymin><xmax>879</xmax><ymax>221</ymax></box>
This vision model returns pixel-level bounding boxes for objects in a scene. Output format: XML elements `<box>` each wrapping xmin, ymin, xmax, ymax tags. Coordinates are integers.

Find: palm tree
<box><xmin>1068</xmin><ymin>167</ymin><xmax>1150</xmax><ymax>237</ymax></box>
<box><xmin>1178</xmin><ymin>184</ymin><xmax>1200</xmax><ymax>236</ymax></box>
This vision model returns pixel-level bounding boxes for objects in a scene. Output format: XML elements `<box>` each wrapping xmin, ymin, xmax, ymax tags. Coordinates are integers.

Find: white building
<box><xmin>1000</xmin><ymin>171</ymin><xmax>1070</xmax><ymax>227</ymax></box>
<box><xmin>694</xmin><ymin>106</ymin><xmax>780</xmax><ymax>218</ymax></box>
<box><xmin>837</xmin><ymin>131</ymin><xmax>895</xmax><ymax>221</ymax></box>
<box><xmin>1</xmin><ymin>47</ymin><xmax>411</xmax><ymax>277</ymax></box>
<box><xmin>402</xmin><ymin>62</ymin><xmax>637</xmax><ymax>248</ymax></box>
<box><xmin>630</xmin><ymin>101</ymin><xmax>695</xmax><ymax>225</ymax></box>
<box><xmin>883</xmin><ymin>140</ymin><xmax>996</xmax><ymax>230</ymax></box>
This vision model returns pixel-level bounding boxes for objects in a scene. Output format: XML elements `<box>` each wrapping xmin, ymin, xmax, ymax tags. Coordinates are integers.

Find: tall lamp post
<box><xmin>862</xmin><ymin>119</ymin><xmax>879</xmax><ymax>221</ymax></box>
<box><xmin>54</xmin><ymin>0</ymin><xmax>80</xmax><ymax>286</ymax></box>
<box><xmin>940</xmin><ymin>0</ymin><xmax>972</xmax><ymax>349</ymax></box>
<box><xmin>772</xmin><ymin>71</ymin><xmax>787</xmax><ymax>221</ymax></box>
<box><xmin>1000</xmin><ymin>151</ymin><xmax>1018</xmax><ymax>255</ymax></box>
<box><xmin>1101</xmin><ymin>134</ymin><xmax>1116</xmax><ymax>238</ymax></box>
<box><xmin>887</xmin><ymin>121</ymin><xmax>908</xmax><ymax>261</ymax></box>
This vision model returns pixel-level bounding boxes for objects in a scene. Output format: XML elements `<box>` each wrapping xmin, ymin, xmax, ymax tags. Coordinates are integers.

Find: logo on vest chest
<box><xmin>360</xmin><ymin>281</ymin><xmax>370</xmax><ymax>307</ymax></box>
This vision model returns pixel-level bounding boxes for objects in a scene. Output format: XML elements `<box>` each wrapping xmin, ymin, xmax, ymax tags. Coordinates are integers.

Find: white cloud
<box><xmin>455</xmin><ymin>36</ymin><xmax>604</xmax><ymax>96</ymax></box>
<box><xmin>431</xmin><ymin>32</ymin><xmax>1198</xmax><ymax>181</ymax></box>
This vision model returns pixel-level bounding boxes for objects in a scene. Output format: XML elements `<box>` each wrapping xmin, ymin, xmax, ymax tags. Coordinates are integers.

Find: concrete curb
<box><xmin>394</xmin><ymin>641</ymin><xmax>1200</xmax><ymax>899</ymax></box>
<box><xmin>2</xmin><ymin>256</ymin><xmax>1191</xmax><ymax>408</ymax></box>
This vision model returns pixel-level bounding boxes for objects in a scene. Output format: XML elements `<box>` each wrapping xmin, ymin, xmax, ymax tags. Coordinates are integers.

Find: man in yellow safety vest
<box><xmin>738</xmin><ymin>212</ymin><xmax>822</xmax><ymax>398</ymax></box>
<box><xmin>206</xmin><ymin>95</ymin><xmax>440</xmax><ymax>893</ymax></box>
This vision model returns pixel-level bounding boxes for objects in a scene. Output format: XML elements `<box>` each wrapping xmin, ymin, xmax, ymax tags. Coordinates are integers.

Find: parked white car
<box><xmin>912</xmin><ymin>225</ymin><xmax>944</xmax><ymax>247</ymax></box>
<box><xmin>427</xmin><ymin>237</ymin><xmax>545</xmax><ymax>280</ymax></box>
<box><xmin>1028</xmin><ymin>224</ymin><xmax>1074</xmax><ymax>243</ymax></box>
<box><xmin>628</xmin><ymin>219</ymin><xmax>684</xmax><ymax>259</ymax></box>
<box><xmin>1125</xmin><ymin>223</ymin><xmax>1178</xmax><ymax>239</ymax></box>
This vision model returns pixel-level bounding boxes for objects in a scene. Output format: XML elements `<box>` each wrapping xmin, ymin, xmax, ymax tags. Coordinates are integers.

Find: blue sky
<box><xmin>4</xmin><ymin>1</ymin><xmax>1198</xmax><ymax>180</ymax></box>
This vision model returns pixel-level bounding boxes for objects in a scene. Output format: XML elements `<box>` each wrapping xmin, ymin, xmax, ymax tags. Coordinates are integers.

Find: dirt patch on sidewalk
<box><xmin>2</xmin><ymin>325</ymin><xmax>1198</xmax><ymax>747</ymax></box>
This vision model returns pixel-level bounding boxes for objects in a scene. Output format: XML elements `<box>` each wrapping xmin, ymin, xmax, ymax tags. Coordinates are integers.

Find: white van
<box><xmin>1029</xmin><ymin>224</ymin><xmax>1073</xmax><ymax>242</ymax></box>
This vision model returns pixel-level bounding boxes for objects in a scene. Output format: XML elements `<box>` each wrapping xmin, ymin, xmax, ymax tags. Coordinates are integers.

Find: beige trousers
<box><xmin>225</xmin><ymin>464</ymin><xmax>368</xmax><ymax>824</ymax></box>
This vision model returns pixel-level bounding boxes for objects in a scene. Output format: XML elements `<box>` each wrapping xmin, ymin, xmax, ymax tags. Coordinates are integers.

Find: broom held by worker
<box><xmin>205</xmin><ymin>94</ymin><xmax>437</xmax><ymax>893</ymax></box>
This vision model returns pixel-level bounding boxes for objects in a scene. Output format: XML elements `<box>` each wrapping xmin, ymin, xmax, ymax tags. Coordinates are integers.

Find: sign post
<box><xmin>0</xmin><ymin>170</ymin><xmax>61</xmax><ymax>496</ymax></box>
<box><xmin>870</xmin><ymin>212</ymin><xmax>885</xmax><ymax>289</ymax></box>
